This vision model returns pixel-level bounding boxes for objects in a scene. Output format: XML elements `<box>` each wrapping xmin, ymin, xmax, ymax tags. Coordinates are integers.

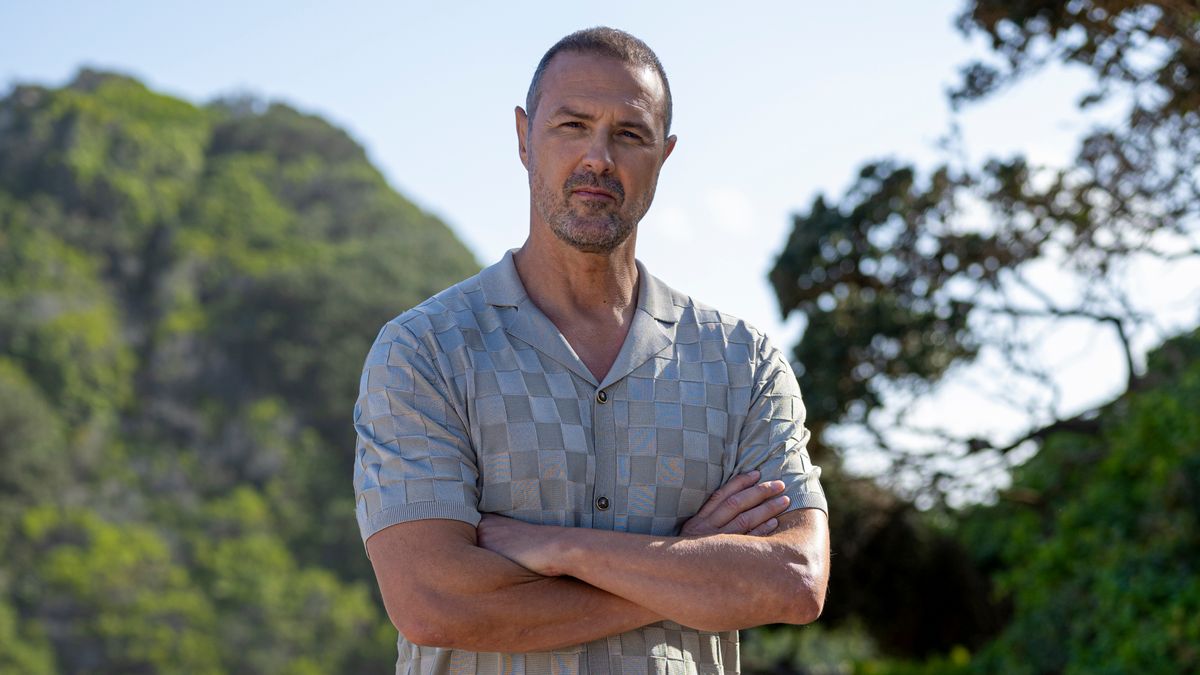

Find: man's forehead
<box><xmin>537</xmin><ymin>52</ymin><xmax>666</xmax><ymax>117</ymax></box>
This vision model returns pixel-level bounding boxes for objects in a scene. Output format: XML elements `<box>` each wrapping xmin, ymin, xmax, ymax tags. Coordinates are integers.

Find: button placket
<box><xmin>591</xmin><ymin>382</ymin><xmax>617</xmax><ymax>529</ymax></box>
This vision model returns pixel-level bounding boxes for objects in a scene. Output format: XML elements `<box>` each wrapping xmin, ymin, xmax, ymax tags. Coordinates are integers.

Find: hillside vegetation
<box><xmin>0</xmin><ymin>69</ymin><xmax>477</xmax><ymax>673</ymax></box>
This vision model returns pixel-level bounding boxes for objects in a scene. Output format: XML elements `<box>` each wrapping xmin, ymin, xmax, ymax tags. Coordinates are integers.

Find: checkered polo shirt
<box><xmin>354</xmin><ymin>250</ymin><xmax>826</xmax><ymax>675</ymax></box>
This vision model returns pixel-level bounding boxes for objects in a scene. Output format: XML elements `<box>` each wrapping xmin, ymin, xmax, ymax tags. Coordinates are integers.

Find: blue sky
<box><xmin>3</xmin><ymin>0</ymin><xmax>1089</xmax><ymax>347</ymax></box>
<box><xmin>11</xmin><ymin>1</ymin><xmax>1177</xmax><ymax>496</ymax></box>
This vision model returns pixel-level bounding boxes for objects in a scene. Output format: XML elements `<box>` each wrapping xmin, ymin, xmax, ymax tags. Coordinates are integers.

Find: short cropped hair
<box><xmin>525</xmin><ymin>27</ymin><xmax>673</xmax><ymax>137</ymax></box>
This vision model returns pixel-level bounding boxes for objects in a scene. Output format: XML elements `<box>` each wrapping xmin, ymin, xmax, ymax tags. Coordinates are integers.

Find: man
<box><xmin>353</xmin><ymin>27</ymin><xmax>829</xmax><ymax>674</ymax></box>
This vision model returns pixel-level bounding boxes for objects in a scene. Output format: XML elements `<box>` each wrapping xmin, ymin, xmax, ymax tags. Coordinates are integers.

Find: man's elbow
<box><xmin>788</xmin><ymin>578</ymin><xmax>826</xmax><ymax>625</ymax></box>
<box><xmin>773</xmin><ymin>513</ymin><xmax>830</xmax><ymax>626</ymax></box>
<box><xmin>781</xmin><ymin>561</ymin><xmax>828</xmax><ymax>625</ymax></box>
<box><xmin>385</xmin><ymin>591</ymin><xmax>472</xmax><ymax>649</ymax></box>
<box><xmin>706</xmin><ymin>568</ymin><xmax>826</xmax><ymax>631</ymax></box>
<box><xmin>400</xmin><ymin>620</ymin><xmax>460</xmax><ymax>650</ymax></box>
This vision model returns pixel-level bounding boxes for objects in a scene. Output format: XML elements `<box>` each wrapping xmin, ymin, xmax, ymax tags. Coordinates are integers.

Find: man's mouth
<box><xmin>565</xmin><ymin>172</ymin><xmax>624</xmax><ymax>203</ymax></box>
<box><xmin>571</xmin><ymin>187</ymin><xmax>617</xmax><ymax>201</ymax></box>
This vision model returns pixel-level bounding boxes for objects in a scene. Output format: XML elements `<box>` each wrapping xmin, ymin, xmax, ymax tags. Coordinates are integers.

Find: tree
<box><xmin>7</xmin><ymin>508</ymin><xmax>223</xmax><ymax>675</ymax></box>
<box><xmin>0</xmin><ymin>599</ymin><xmax>55</xmax><ymax>675</ymax></box>
<box><xmin>0</xmin><ymin>194</ymin><xmax>133</xmax><ymax>426</ymax></box>
<box><xmin>0</xmin><ymin>360</ymin><xmax>67</xmax><ymax>524</ymax></box>
<box><xmin>759</xmin><ymin>1</ymin><xmax>1199</xmax><ymax>665</ymax></box>
<box><xmin>958</xmin><ymin>329</ymin><xmax>1200</xmax><ymax>674</ymax></box>
<box><xmin>0</xmin><ymin>70</ymin><xmax>481</xmax><ymax>672</ymax></box>
<box><xmin>770</xmin><ymin>0</ymin><xmax>1200</xmax><ymax>502</ymax></box>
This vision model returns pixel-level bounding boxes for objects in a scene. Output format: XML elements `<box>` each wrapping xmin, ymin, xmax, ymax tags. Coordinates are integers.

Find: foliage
<box><xmin>0</xmin><ymin>194</ymin><xmax>133</xmax><ymax>424</ymax></box>
<box><xmin>764</xmin><ymin>0</ymin><xmax>1199</xmax><ymax>668</ymax></box>
<box><xmin>770</xmin><ymin>0</ymin><xmax>1199</xmax><ymax>493</ymax></box>
<box><xmin>959</xmin><ymin>330</ymin><xmax>1200</xmax><ymax>674</ymax></box>
<box><xmin>748</xmin><ymin>331</ymin><xmax>1200</xmax><ymax>674</ymax></box>
<box><xmin>743</xmin><ymin>621</ymin><xmax>879</xmax><ymax>675</ymax></box>
<box><xmin>0</xmin><ymin>69</ymin><xmax>479</xmax><ymax>671</ymax></box>
<box><xmin>0</xmin><ymin>359</ymin><xmax>67</xmax><ymax>525</ymax></box>
<box><xmin>8</xmin><ymin>507</ymin><xmax>223</xmax><ymax>674</ymax></box>
<box><xmin>857</xmin><ymin>330</ymin><xmax>1200</xmax><ymax>675</ymax></box>
<box><xmin>0</xmin><ymin>599</ymin><xmax>56</xmax><ymax>675</ymax></box>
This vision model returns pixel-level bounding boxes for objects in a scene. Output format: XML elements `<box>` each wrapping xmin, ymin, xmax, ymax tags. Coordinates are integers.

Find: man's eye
<box><xmin>562</xmin><ymin>121</ymin><xmax>585</xmax><ymax>129</ymax></box>
<box><xmin>620</xmin><ymin>130</ymin><xmax>645</xmax><ymax>141</ymax></box>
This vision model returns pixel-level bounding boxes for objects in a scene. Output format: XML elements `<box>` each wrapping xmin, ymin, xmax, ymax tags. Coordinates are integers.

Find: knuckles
<box><xmin>731</xmin><ymin>513</ymin><xmax>753</xmax><ymax>532</ymax></box>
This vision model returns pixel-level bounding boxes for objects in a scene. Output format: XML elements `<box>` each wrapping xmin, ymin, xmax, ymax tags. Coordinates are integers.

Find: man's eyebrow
<box><xmin>548</xmin><ymin>106</ymin><xmax>658</xmax><ymax>137</ymax></box>
<box><xmin>618</xmin><ymin>119</ymin><xmax>656</xmax><ymax>137</ymax></box>
<box><xmin>548</xmin><ymin>106</ymin><xmax>597</xmax><ymax>121</ymax></box>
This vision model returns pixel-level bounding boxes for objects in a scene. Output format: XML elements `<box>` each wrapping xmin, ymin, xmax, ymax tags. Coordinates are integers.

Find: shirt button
<box><xmin>596</xmin><ymin>496</ymin><xmax>610</xmax><ymax>510</ymax></box>
<box><xmin>596</xmin><ymin>390</ymin><xmax>608</xmax><ymax>404</ymax></box>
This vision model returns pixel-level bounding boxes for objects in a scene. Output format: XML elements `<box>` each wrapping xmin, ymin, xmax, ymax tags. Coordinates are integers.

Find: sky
<box><xmin>5</xmin><ymin>1</ymin><xmax>1195</xmax><ymax>496</ymax></box>
<box><xmin>1</xmin><ymin>0</ymin><xmax>1076</xmax><ymax>345</ymax></box>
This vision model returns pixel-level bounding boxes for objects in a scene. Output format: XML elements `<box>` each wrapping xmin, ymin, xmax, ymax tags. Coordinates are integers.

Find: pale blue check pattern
<box><xmin>353</xmin><ymin>250</ymin><xmax>826</xmax><ymax>675</ymax></box>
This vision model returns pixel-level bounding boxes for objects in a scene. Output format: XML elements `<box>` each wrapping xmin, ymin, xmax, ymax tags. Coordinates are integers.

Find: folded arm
<box><xmin>471</xmin><ymin>337</ymin><xmax>832</xmax><ymax>634</ymax></box>
<box><xmin>367</xmin><ymin>519</ymin><xmax>658</xmax><ymax>653</ymax></box>
<box><xmin>478</xmin><ymin>507</ymin><xmax>829</xmax><ymax>632</ymax></box>
<box><xmin>367</xmin><ymin>471</ymin><xmax>791</xmax><ymax>652</ymax></box>
<box><xmin>358</xmin><ymin>320</ymin><xmax>828</xmax><ymax>649</ymax></box>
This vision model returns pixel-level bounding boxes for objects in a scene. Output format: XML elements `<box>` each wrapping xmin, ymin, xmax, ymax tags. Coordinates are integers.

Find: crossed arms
<box><xmin>366</xmin><ymin>473</ymin><xmax>829</xmax><ymax>653</ymax></box>
<box><xmin>358</xmin><ymin>321</ymin><xmax>830</xmax><ymax>652</ymax></box>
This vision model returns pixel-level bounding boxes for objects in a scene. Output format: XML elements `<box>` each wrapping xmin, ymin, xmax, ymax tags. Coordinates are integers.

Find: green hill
<box><xmin>0</xmin><ymin>69</ymin><xmax>477</xmax><ymax>673</ymax></box>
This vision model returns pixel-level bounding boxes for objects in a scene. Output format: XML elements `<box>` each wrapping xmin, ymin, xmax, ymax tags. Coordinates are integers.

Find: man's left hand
<box><xmin>477</xmin><ymin>514</ymin><xmax>566</xmax><ymax>576</ymax></box>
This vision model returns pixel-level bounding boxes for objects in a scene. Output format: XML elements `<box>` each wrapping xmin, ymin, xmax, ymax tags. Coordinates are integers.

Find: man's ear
<box><xmin>663</xmin><ymin>134</ymin><xmax>677</xmax><ymax>163</ymax></box>
<box><xmin>515</xmin><ymin>106</ymin><xmax>530</xmax><ymax>170</ymax></box>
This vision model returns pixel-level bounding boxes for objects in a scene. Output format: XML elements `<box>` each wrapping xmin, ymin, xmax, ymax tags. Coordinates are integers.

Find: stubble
<box><xmin>534</xmin><ymin>171</ymin><xmax>639</xmax><ymax>254</ymax></box>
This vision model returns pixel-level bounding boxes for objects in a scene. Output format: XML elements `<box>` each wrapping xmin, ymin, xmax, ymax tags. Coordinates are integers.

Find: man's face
<box><xmin>517</xmin><ymin>52</ymin><xmax>676</xmax><ymax>254</ymax></box>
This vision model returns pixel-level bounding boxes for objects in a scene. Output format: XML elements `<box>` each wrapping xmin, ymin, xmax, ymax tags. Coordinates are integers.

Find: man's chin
<box><xmin>551</xmin><ymin>221</ymin><xmax>634</xmax><ymax>254</ymax></box>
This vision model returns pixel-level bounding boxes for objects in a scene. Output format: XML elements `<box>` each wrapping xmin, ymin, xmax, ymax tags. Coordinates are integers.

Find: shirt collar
<box><xmin>480</xmin><ymin>248</ymin><xmax>682</xmax><ymax>324</ymax></box>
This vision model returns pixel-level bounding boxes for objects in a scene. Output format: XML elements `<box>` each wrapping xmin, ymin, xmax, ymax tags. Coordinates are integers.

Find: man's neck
<box><xmin>512</xmin><ymin>234</ymin><xmax>640</xmax><ymax>381</ymax></box>
<box><xmin>512</xmin><ymin>235</ymin><xmax>640</xmax><ymax>327</ymax></box>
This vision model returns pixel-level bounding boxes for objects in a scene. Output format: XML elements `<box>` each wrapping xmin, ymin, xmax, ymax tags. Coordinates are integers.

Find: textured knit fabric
<box><xmin>353</xmin><ymin>250</ymin><xmax>826</xmax><ymax>675</ymax></box>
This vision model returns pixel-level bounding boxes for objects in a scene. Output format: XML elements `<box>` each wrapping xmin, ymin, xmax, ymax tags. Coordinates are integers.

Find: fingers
<box><xmin>680</xmin><ymin>471</ymin><xmax>793</xmax><ymax>537</ymax></box>
<box><xmin>747</xmin><ymin>518</ymin><xmax>779</xmax><ymax>537</ymax></box>
<box><xmin>720</xmin><ymin>494</ymin><xmax>789</xmax><ymax>534</ymax></box>
<box><xmin>706</xmin><ymin>479</ymin><xmax>787</xmax><ymax>530</ymax></box>
<box><xmin>692</xmin><ymin>470</ymin><xmax>762</xmax><ymax>521</ymax></box>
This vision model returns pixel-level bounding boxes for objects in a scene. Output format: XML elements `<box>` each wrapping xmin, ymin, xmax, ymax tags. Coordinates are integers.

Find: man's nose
<box><xmin>581</xmin><ymin>132</ymin><xmax>615</xmax><ymax>174</ymax></box>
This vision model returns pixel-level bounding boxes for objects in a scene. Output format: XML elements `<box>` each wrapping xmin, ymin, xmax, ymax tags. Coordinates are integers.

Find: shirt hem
<box><xmin>784</xmin><ymin>492</ymin><xmax>829</xmax><ymax>516</ymax></box>
<box><xmin>359</xmin><ymin>502</ymin><xmax>482</xmax><ymax>552</ymax></box>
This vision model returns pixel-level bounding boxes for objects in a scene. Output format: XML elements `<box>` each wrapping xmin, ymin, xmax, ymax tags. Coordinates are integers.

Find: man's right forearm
<box><xmin>425</xmin><ymin>564</ymin><xmax>660</xmax><ymax>652</ymax></box>
<box><xmin>369</xmin><ymin>519</ymin><xmax>659</xmax><ymax>652</ymax></box>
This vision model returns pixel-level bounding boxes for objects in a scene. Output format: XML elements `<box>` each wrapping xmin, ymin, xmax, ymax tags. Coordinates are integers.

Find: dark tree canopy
<box><xmin>771</xmin><ymin>0</ymin><xmax>1199</xmax><ymax>501</ymax></box>
<box><xmin>759</xmin><ymin>2</ymin><xmax>1200</xmax><ymax>670</ymax></box>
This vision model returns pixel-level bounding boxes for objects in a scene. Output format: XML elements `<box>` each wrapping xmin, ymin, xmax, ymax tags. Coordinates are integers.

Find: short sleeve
<box><xmin>734</xmin><ymin>337</ymin><xmax>827</xmax><ymax>515</ymax></box>
<box><xmin>352</xmin><ymin>320</ymin><xmax>481</xmax><ymax>546</ymax></box>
